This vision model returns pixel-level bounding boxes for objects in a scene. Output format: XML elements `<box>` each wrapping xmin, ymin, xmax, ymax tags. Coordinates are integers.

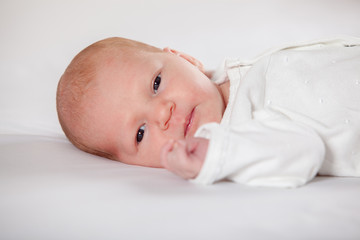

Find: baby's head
<box><xmin>57</xmin><ymin>37</ymin><xmax>227</xmax><ymax>167</ymax></box>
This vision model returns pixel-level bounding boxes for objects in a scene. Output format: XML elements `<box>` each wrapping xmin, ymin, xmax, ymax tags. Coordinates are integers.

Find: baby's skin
<box><xmin>161</xmin><ymin>137</ymin><xmax>209</xmax><ymax>179</ymax></box>
<box><xmin>57</xmin><ymin>37</ymin><xmax>229</xmax><ymax>180</ymax></box>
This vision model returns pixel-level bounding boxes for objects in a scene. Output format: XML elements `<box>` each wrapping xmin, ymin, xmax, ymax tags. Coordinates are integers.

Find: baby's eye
<box><xmin>136</xmin><ymin>125</ymin><xmax>146</xmax><ymax>143</ymax></box>
<box><xmin>153</xmin><ymin>74</ymin><xmax>161</xmax><ymax>94</ymax></box>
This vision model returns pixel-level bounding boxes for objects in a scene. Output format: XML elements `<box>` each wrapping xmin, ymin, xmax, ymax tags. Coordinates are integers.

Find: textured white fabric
<box><xmin>193</xmin><ymin>37</ymin><xmax>360</xmax><ymax>187</ymax></box>
<box><xmin>1</xmin><ymin>135</ymin><xmax>360</xmax><ymax>240</ymax></box>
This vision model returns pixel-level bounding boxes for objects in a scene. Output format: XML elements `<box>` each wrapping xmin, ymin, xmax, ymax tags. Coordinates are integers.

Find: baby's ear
<box><xmin>163</xmin><ymin>47</ymin><xmax>205</xmax><ymax>73</ymax></box>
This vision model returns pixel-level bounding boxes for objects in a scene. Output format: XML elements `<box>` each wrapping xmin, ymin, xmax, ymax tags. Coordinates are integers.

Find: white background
<box><xmin>1</xmin><ymin>0</ymin><xmax>359</xmax><ymax>136</ymax></box>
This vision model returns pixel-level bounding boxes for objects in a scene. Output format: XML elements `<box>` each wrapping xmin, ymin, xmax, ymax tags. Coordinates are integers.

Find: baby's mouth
<box><xmin>184</xmin><ymin>108</ymin><xmax>195</xmax><ymax>137</ymax></box>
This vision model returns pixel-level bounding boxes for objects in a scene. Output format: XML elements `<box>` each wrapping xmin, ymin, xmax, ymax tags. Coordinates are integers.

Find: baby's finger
<box><xmin>184</xmin><ymin>137</ymin><xmax>199</xmax><ymax>154</ymax></box>
<box><xmin>160</xmin><ymin>139</ymin><xmax>175</xmax><ymax>169</ymax></box>
<box><xmin>167</xmin><ymin>142</ymin><xmax>199</xmax><ymax>179</ymax></box>
<box><xmin>166</xmin><ymin>141</ymin><xmax>188</xmax><ymax>167</ymax></box>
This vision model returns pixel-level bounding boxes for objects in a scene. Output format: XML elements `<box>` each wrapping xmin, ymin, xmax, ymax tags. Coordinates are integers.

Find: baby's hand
<box><xmin>160</xmin><ymin>137</ymin><xmax>209</xmax><ymax>180</ymax></box>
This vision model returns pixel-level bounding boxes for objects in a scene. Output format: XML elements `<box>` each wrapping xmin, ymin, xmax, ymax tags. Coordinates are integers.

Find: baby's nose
<box><xmin>154</xmin><ymin>101</ymin><xmax>175</xmax><ymax>130</ymax></box>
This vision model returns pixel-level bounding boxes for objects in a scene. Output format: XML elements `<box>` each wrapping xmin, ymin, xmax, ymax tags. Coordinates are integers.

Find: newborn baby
<box><xmin>57</xmin><ymin>36</ymin><xmax>360</xmax><ymax>187</ymax></box>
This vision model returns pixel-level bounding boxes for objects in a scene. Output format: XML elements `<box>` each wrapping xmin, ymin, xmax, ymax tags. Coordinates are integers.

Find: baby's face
<box><xmin>89</xmin><ymin>48</ymin><xmax>226</xmax><ymax>167</ymax></box>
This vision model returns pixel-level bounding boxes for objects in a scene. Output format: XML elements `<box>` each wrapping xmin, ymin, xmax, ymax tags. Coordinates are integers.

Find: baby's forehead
<box><xmin>97</xmin><ymin>48</ymin><xmax>143</xmax><ymax>70</ymax></box>
<box><xmin>99</xmin><ymin>50</ymin><xmax>158</xmax><ymax>80</ymax></box>
<box><xmin>92</xmin><ymin>47</ymin><xmax>163</xmax><ymax>98</ymax></box>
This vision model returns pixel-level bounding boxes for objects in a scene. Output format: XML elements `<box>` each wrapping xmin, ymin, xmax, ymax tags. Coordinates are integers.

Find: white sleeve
<box><xmin>191</xmin><ymin>119</ymin><xmax>325</xmax><ymax>188</ymax></box>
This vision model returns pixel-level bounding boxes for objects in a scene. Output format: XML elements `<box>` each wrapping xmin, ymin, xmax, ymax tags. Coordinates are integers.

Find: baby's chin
<box><xmin>184</xmin><ymin>106</ymin><xmax>215</xmax><ymax>139</ymax></box>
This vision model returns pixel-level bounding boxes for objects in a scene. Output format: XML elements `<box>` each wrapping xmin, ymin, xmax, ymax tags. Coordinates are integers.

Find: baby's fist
<box><xmin>161</xmin><ymin>137</ymin><xmax>209</xmax><ymax>179</ymax></box>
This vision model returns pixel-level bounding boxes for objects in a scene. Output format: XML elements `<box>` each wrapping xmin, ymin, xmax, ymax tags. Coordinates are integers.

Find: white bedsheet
<box><xmin>1</xmin><ymin>134</ymin><xmax>360</xmax><ymax>240</ymax></box>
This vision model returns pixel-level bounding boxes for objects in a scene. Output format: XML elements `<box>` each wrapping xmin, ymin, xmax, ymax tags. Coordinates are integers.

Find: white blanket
<box><xmin>1</xmin><ymin>134</ymin><xmax>360</xmax><ymax>240</ymax></box>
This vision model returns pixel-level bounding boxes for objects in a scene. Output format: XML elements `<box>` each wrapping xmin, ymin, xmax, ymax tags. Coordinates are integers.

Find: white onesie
<box><xmin>193</xmin><ymin>37</ymin><xmax>360</xmax><ymax>188</ymax></box>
